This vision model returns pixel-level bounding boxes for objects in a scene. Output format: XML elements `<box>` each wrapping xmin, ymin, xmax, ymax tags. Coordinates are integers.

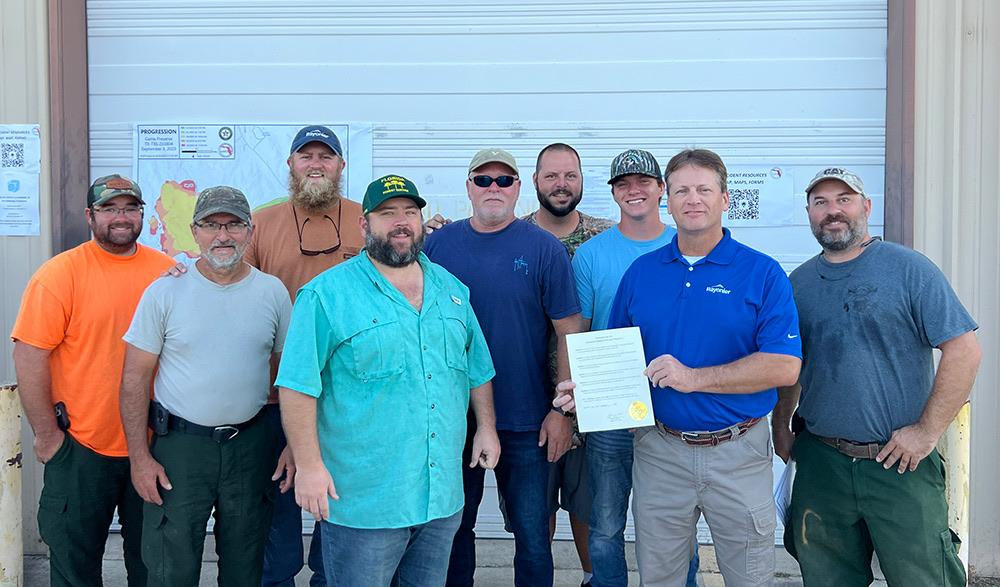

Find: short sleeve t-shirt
<box><xmin>609</xmin><ymin>229</ymin><xmax>801</xmax><ymax>432</ymax></box>
<box><xmin>11</xmin><ymin>241</ymin><xmax>175</xmax><ymax>456</ymax></box>
<box><xmin>425</xmin><ymin>219</ymin><xmax>580</xmax><ymax>431</ymax></box>
<box><xmin>573</xmin><ymin>225</ymin><xmax>676</xmax><ymax>331</ymax></box>
<box><xmin>124</xmin><ymin>265</ymin><xmax>291</xmax><ymax>427</ymax></box>
<box><xmin>245</xmin><ymin>199</ymin><xmax>365</xmax><ymax>301</ymax></box>
<box><xmin>790</xmin><ymin>240</ymin><xmax>978</xmax><ymax>442</ymax></box>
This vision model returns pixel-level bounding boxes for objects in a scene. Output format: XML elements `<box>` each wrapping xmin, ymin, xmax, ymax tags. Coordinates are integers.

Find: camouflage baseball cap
<box><xmin>805</xmin><ymin>167</ymin><xmax>867</xmax><ymax>198</ymax></box>
<box><xmin>363</xmin><ymin>174</ymin><xmax>427</xmax><ymax>214</ymax></box>
<box><xmin>87</xmin><ymin>174</ymin><xmax>144</xmax><ymax>207</ymax></box>
<box><xmin>468</xmin><ymin>148</ymin><xmax>519</xmax><ymax>175</ymax></box>
<box><xmin>192</xmin><ymin>186</ymin><xmax>252</xmax><ymax>225</ymax></box>
<box><xmin>608</xmin><ymin>149</ymin><xmax>662</xmax><ymax>184</ymax></box>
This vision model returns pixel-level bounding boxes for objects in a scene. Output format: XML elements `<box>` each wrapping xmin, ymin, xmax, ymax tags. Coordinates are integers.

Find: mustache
<box><xmin>820</xmin><ymin>214</ymin><xmax>850</xmax><ymax>228</ymax></box>
<box><xmin>389</xmin><ymin>227</ymin><xmax>414</xmax><ymax>238</ymax></box>
<box><xmin>548</xmin><ymin>189</ymin><xmax>572</xmax><ymax>197</ymax></box>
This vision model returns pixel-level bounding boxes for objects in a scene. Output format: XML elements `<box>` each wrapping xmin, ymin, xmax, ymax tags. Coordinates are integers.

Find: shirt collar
<box><xmin>358</xmin><ymin>250</ymin><xmax>440</xmax><ymax>314</ymax></box>
<box><xmin>659</xmin><ymin>228</ymin><xmax>737</xmax><ymax>266</ymax></box>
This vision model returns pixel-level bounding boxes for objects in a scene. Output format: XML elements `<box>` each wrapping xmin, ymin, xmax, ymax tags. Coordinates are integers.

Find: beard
<box><xmin>288</xmin><ymin>171</ymin><xmax>342</xmax><ymax>213</ymax></box>
<box><xmin>811</xmin><ymin>213</ymin><xmax>866</xmax><ymax>251</ymax></box>
<box><xmin>536</xmin><ymin>186</ymin><xmax>583</xmax><ymax>218</ymax></box>
<box><xmin>91</xmin><ymin>219</ymin><xmax>140</xmax><ymax>254</ymax></box>
<box><xmin>201</xmin><ymin>239</ymin><xmax>248</xmax><ymax>271</ymax></box>
<box><xmin>365</xmin><ymin>225</ymin><xmax>424</xmax><ymax>268</ymax></box>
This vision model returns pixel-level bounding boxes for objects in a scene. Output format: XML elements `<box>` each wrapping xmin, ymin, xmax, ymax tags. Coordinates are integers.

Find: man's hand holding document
<box><xmin>555</xmin><ymin>326</ymin><xmax>655</xmax><ymax>432</ymax></box>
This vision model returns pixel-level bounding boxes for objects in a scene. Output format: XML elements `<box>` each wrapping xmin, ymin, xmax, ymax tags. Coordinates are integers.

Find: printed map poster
<box><xmin>0</xmin><ymin>123</ymin><xmax>42</xmax><ymax>236</ymax></box>
<box><xmin>134</xmin><ymin>123</ymin><xmax>373</xmax><ymax>260</ymax></box>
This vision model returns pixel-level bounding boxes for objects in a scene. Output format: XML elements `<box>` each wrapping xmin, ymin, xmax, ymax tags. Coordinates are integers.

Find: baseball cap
<box><xmin>608</xmin><ymin>149</ymin><xmax>662</xmax><ymax>184</ymax></box>
<box><xmin>805</xmin><ymin>167</ymin><xmax>867</xmax><ymax>198</ymax></box>
<box><xmin>290</xmin><ymin>125</ymin><xmax>344</xmax><ymax>157</ymax></box>
<box><xmin>192</xmin><ymin>186</ymin><xmax>253</xmax><ymax>225</ymax></box>
<box><xmin>363</xmin><ymin>175</ymin><xmax>427</xmax><ymax>214</ymax></box>
<box><xmin>468</xmin><ymin>148</ymin><xmax>519</xmax><ymax>175</ymax></box>
<box><xmin>87</xmin><ymin>174</ymin><xmax>144</xmax><ymax>207</ymax></box>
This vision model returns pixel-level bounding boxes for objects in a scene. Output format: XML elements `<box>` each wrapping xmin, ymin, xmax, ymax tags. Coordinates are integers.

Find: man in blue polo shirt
<box><xmin>426</xmin><ymin>148</ymin><xmax>583</xmax><ymax>587</ymax></box>
<box><xmin>562</xmin><ymin>148</ymin><xmax>801</xmax><ymax>586</ymax></box>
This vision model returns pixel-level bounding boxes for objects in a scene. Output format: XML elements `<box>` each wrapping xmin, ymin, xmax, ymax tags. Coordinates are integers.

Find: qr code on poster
<box><xmin>728</xmin><ymin>188</ymin><xmax>760</xmax><ymax>221</ymax></box>
<box><xmin>1</xmin><ymin>142</ymin><xmax>26</xmax><ymax>168</ymax></box>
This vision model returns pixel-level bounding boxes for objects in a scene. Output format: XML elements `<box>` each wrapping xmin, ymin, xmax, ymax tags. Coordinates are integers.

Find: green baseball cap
<box><xmin>87</xmin><ymin>174</ymin><xmax>145</xmax><ymax>207</ymax></box>
<box><xmin>193</xmin><ymin>186</ymin><xmax>252</xmax><ymax>225</ymax></box>
<box><xmin>363</xmin><ymin>175</ymin><xmax>427</xmax><ymax>214</ymax></box>
<box><xmin>468</xmin><ymin>148</ymin><xmax>519</xmax><ymax>175</ymax></box>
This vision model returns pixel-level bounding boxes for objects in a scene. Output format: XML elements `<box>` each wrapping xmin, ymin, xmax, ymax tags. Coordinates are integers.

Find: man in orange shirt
<box><xmin>249</xmin><ymin>125</ymin><xmax>365</xmax><ymax>587</ymax></box>
<box><xmin>11</xmin><ymin>174</ymin><xmax>175</xmax><ymax>586</ymax></box>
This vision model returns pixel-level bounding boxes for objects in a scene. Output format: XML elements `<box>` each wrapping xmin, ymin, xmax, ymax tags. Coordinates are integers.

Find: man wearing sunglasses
<box><xmin>121</xmin><ymin>186</ymin><xmax>291</xmax><ymax>586</ymax></box>
<box><xmin>12</xmin><ymin>174</ymin><xmax>175</xmax><ymax>585</ymax></box>
<box><xmin>425</xmin><ymin>148</ymin><xmax>584</xmax><ymax>587</ymax></box>
<box><xmin>243</xmin><ymin>125</ymin><xmax>366</xmax><ymax>586</ymax></box>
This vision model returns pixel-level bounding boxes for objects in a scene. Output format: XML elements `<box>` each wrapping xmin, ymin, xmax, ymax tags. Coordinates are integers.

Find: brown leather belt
<box><xmin>817</xmin><ymin>435</ymin><xmax>884</xmax><ymax>460</ymax></box>
<box><xmin>655</xmin><ymin>417</ymin><xmax>762</xmax><ymax>447</ymax></box>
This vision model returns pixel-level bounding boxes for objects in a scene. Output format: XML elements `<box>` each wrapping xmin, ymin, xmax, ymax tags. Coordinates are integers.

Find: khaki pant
<box><xmin>632</xmin><ymin>421</ymin><xmax>775</xmax><ymax>587</ymax></box>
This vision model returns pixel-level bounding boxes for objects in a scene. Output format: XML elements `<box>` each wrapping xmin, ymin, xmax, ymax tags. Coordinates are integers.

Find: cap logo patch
<box><xmin>821</xmin><ymin>168</ymin><xmax>847</xmax><ymax>175</ymax></box>
<box><xmin>382</xmin><ymin>176</ymin><xmax>408</xmax><ymax>194</ymax></box>
<box><xmin>305</xmin><ymin>130</ymin><xmax>328</xmax><ymax>138</ymax></box>
<box><xmin>105</xmin><ymin>178</ymin><xmax>133</xmax><ymax>190</ymax></box>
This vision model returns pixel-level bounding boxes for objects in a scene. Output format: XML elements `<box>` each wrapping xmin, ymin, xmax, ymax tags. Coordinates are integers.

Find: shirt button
<box><xmin>431</xmin><ymin>432</ymin><xmax>437</xmax><ymax>438</ymax></box>
<box><xmin>430</xmin><ymin>462</ymin><xmax>436</xmax><ymax>468</ymax></box>
<box><xmin>423</xmin><ymin>345</ymin><xmax>428</xmax><ymax>351</ymax></box>
<box><xmin>430</xmin><ymin>403</ymin><xmax>436</xmax><ymax>409</ymax></box>
<box><xmin>685</xmin><ymin>282</ymin><xmax>691</xmax><ymax>287</ymax></box>
<box><xmin>372</xmin><ymin>318</ymin><xmax>378</xmax><ymax>324</ymax></box>
<box><xmin>688</xmin><ymin>266</ymin><xmax>694</xmax><ymax>272</ymax></box>
<box><xmin>426</xmin><ymin>373</ymin><xmax>433</xmax><ymax>380</ymax></box>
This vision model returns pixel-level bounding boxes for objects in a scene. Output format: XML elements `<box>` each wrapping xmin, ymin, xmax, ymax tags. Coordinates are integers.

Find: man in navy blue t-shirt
<box><xmin>426</xmin><ymin>147</ymin><xmax>583</xmax><ymax>587</ymax></box>
<box><xmin>557</xmin><ymin>148</ymin><xmax>801</xmax><ymax>586</ymax></box>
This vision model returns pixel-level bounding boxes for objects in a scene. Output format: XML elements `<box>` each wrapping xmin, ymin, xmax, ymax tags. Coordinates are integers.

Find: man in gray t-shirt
<box><xmin>773</xmin><ymin>168</ymin><xmax>980</xmax><ymax>587</ymax></box>
<box><xmin>120</xmin><ymin>186</ymin><xmax>291</xmax><ymax>587</ymax></box>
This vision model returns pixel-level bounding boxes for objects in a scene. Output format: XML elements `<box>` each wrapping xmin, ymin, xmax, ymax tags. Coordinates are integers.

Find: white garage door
<box><xmin>88</xmin><ymin>0</ymin><xmax>888</xmax><ymax>542</ymax></box>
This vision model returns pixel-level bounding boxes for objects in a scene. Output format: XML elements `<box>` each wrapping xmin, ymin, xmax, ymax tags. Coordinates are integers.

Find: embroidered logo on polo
<box><xmin>513</xmin><ymin>256</ymin><xmax>529</xmax><ymax>275</ymax></box>
<box><xmin>450</xmin><ymin>295</ymin><xmax>462</xmax><ymax>306</ymax></box>
<box><xmin>705</xmin><ymin>283</ymin><xmax>732</xmax><ymax>295</ymax></box>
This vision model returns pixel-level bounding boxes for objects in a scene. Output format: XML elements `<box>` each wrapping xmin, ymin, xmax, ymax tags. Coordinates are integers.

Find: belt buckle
<box><xmin>212</xmin><ymin>426</ymin><xmax>239</xmax><ymax>443</ymax></box>
<box><xmin>680</xmin><ymin>431</ymin><xmax>702</xmax><ymax>445</ymax></box>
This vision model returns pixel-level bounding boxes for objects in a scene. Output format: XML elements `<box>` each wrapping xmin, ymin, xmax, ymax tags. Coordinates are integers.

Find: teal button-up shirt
<box><xmin>276</xmin><ymin>251</ymin><xmax>495</xmax><ymax>529</ymax></box>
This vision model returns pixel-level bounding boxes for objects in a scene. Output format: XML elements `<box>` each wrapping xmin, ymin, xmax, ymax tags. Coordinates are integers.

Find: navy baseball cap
<box><xmin>290</xmin><ymin>125</ymin><xmax>343</xmax><ymax>157</ymax></box>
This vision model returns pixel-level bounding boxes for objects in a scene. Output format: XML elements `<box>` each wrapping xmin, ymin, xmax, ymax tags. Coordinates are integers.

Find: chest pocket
<box><xmin>440</xmin><ymin>303</ymin><xmax>469</xmax><ymax>373</ymax></box>
<box><xmin>347</xmin><ymin>318</ymin><xmax>406</xmax><ymax>381</ymax></box>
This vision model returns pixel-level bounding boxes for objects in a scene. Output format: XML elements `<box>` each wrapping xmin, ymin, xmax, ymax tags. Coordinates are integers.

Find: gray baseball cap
<box><xmin>192</xmin><ymin>186</ymin><xmax>252</xmax><ymax>225</ymax></box>
<box><xmin>608</xmin><ymin>149</ymin><xmax>662</xmax><ymax>184</ymax></box>
<box><xmin>805</xmin><ymin>167</ymin><xmax>867</xmax><ymax>198</ymax></box>
<box><xmin>468</xmin><ymin>148</ymin><xmax>519</xmax><ymax>175</ymax></box>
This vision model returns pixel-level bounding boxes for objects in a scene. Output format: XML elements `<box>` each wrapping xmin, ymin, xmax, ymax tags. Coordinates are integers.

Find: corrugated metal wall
<box><xmin>913</xmin><ymin>0</ymin><xmax>1000</xmax><ymax>577</ymax></box>
<box><xmin>86</xmin><ymin>0</ymin><xmax>889</xmax><ymax>276</ymax></box>
<box><xmin>0</xmin><ymin>0</ymin><xmax>50</xmax><ymax>555</ymax></box>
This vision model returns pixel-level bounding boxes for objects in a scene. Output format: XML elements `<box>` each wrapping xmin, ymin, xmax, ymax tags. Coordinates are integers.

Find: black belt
<box><xmin>149</xmin><ymin>402</ymin><xmax>261</xmax><ymax>443</ymax></box>
<box><xmin>655</xmin><ymin>417</ymin><xmax>762</xmax><ymax>447</ymax></box>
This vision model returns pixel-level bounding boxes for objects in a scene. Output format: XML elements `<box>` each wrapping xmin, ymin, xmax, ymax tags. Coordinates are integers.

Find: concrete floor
<box><xmin>23</xmin><ymin>534</ymin><xmax>815</xmax><ymax>586</ymax></box>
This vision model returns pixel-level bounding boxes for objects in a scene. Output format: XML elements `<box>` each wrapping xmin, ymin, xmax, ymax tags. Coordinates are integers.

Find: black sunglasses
<box><xmin>470</xmin><ymin>175</ymin><xmax>517</xmax><ymax>188</ymax></box>
<box><xmin>292</xmin><ymin>203</ymin><xmax>342</xmax><ymax>256</ymax></box>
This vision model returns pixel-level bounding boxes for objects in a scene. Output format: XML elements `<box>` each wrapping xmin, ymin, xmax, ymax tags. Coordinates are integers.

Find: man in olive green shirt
<box><xmin>276</xmin><ymin>175</ymin><xmax>500</xmax><ymax>587</ymax></box>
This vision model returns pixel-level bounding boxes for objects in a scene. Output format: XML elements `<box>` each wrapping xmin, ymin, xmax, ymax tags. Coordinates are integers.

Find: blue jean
<box><xmin>447</xmin><ymin>428</ymin><xmax>553</xmax><ymax>587</ymax></box>
<box><xmin>261</xmin><ymin>404</ymin><xmax>327</xmax><ymax>587</ymax></box>
<box><xmin>587</xmin><ymin>430</ymin><xmax>699</xmax><ymax>587</ymax></box>
<box><xmin>320</xmin><ymin>510</ymin><xmax>462</xmax><ymax>587</ymax></box>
